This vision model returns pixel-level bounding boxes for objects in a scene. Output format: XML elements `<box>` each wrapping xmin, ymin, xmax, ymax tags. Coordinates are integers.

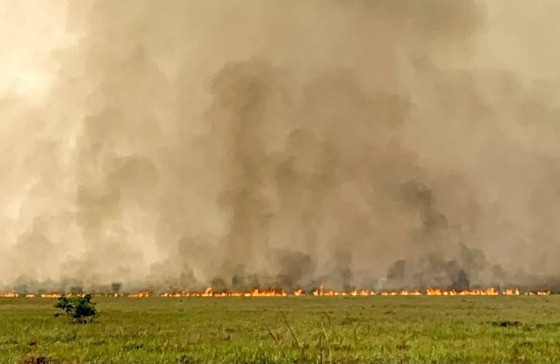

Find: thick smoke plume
<box><xmin>1</xmin><ymin>1</ymin><xmax>560</xmax><ymax>292</ymax></box>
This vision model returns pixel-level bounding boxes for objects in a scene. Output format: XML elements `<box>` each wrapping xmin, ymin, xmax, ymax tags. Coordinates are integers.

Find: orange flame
<box><xmin>155</xmin><ymin>287</ymin><xmax>551</xmax><ymax>297</ymax></box>
<box><xmin>0</xmin><ymin>292</ymin><xmax>18</xmax><ymax>298</ymax></box>
<box><xmin>128</xmin><ymin>290</ymin><xmax>150</xmax><ymax>298</ymax></box>
<box><xmin>0</xmin><ymin>287</ymin><xmax>552</xmax><ymax>298</ymax></box>
<box><xmin>40</xmin><ymin>292</ymin><xmax>63</xmax><ymax>298</ymax></box>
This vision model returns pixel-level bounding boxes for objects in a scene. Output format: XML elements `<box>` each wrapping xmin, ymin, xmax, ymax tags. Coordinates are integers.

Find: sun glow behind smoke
<box><xmin>0</xmin><ymin>1</ymin><xmax>73</xmax><ymax>97</ymax></box>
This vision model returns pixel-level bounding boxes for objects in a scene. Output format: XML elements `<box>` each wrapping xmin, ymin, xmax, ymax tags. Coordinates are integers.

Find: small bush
<box><xmin>54</xmin><ymin>294</ymin><xmax>97</xmax><ymax>323</ymax></box>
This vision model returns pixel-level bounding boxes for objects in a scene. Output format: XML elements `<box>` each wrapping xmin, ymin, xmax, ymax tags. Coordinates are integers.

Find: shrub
<box><xmin>54</xmin><ymin>293</ymin><xmax>97</xmax><ymax>323</ymax></box>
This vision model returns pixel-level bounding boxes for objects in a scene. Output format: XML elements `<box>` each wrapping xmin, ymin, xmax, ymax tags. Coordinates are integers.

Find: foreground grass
<box><xmin>1</xmin><ymin>296</ymin><xmax>560</xmax><ymax>363</ymax></box>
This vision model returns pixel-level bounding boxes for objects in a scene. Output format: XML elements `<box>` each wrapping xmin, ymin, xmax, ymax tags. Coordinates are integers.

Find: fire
<box><xmin>0</xmin><ymin>292</ymin><xmax>18</xmax><ymax>298</ymax></box>
<box><xmin>40</xmin><ymin>292</ymin><xmax>63</xmax><ymax>298</ymax></box>
<box><xmin>0</xmin><ymin>287</ymin><xmax>552</xmax><ymax>298</ymax></box>
<box><xmin>128</xmin><ymin>290</ymin><xmax>150</xmax><ymax>298</ymax></box>
<box><xmin>525</xmin><ymin>291</ymin><xmax>551</xmax><ymax>296</ymax></box>
<box><xmin>159</xmin><ymin>287</ymin><xmax>290</xmax><ymax>298</ymax></box>
<box><xmin>426</xmin><ymin>287</ymin><xmax>500</xmax><ymax>296</ymax></box>
<box><xmin>156</xmin><ymin>287</ymin><xmax>551</xmax><ymax>297</ymax></box>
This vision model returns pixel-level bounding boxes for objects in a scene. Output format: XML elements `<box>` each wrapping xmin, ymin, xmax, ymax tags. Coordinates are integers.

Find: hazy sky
<box><xmin>2</xmin><ymin>1</ymin><xmax>559</xmax><ymax>97</ymax></box>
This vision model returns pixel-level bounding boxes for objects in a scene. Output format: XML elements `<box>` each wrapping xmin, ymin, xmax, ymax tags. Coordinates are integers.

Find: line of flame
<box><xmin>0</xmin><ymin>287</ymin><xmax>552</xmax><ymax>299</ymax></box>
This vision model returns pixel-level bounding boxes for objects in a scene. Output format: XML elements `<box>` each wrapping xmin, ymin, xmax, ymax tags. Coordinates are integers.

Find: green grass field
<box><xmin>1</xmin><ymin>296</ymin><xmax>560</xmax><ymax>363</ymax></box>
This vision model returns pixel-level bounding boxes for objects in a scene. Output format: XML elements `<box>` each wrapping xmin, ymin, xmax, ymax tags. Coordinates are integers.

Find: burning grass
<box><xmin>0</xmin><ymin>286</ymin><xmax>552</xmax><ymax>299</ymax></box>
<box><xmin>1</xmin><ymin>296</ymin><xmax>560</xmax><ymax>362</ymax></box>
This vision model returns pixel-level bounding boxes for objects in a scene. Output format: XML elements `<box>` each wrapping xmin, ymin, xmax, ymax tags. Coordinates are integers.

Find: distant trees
<box><xmin>111</xmin><ymin>282</ymin><xmax>122</xmax><ymax>296</ymax></box>
<box><xmin>70</xmin><ymin>286</ymin><xmax>83</xmax><ymax>295</ymax></box>
<box><xmin>54</xmin><ymin>294</ymin><xmax>97</xmax><ymax>323</ymax></box>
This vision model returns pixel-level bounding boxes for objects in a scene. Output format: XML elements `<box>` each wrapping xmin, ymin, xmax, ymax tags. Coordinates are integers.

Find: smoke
<box><xmin>1</xmin><ymin>0</ymin><xmax>560</xmax><ymax>291</ymax></box>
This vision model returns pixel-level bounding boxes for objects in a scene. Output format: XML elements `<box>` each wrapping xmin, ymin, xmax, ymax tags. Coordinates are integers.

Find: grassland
<box><xmin>1</xmin><ymin>296</ymin><xmax>560</xmax><ymax>363</ymax></box>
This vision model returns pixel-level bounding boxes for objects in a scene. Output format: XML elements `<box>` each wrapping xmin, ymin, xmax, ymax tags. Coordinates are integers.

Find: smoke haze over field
<box><xmin>1</xmin><ymin>0</ymin><xmax>560</xmax><ymax>292</ymax></box>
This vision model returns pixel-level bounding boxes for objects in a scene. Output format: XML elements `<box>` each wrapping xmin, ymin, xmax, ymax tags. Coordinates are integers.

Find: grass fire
<box><xmin>1</xmin><ymin>287</ymin><xmax>553</xmax><ymax>299</ymax></box>
<box><xmin>2</xmin><ymin>0</ymin><xmax>560</xmax><ymax>362</ymax></box>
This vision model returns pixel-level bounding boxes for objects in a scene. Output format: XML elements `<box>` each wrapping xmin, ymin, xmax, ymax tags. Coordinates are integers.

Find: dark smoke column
<box><xmin>210</xmin><ymin>61</ymin><xmax>282</xmax><ymax>280</ymax></box>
